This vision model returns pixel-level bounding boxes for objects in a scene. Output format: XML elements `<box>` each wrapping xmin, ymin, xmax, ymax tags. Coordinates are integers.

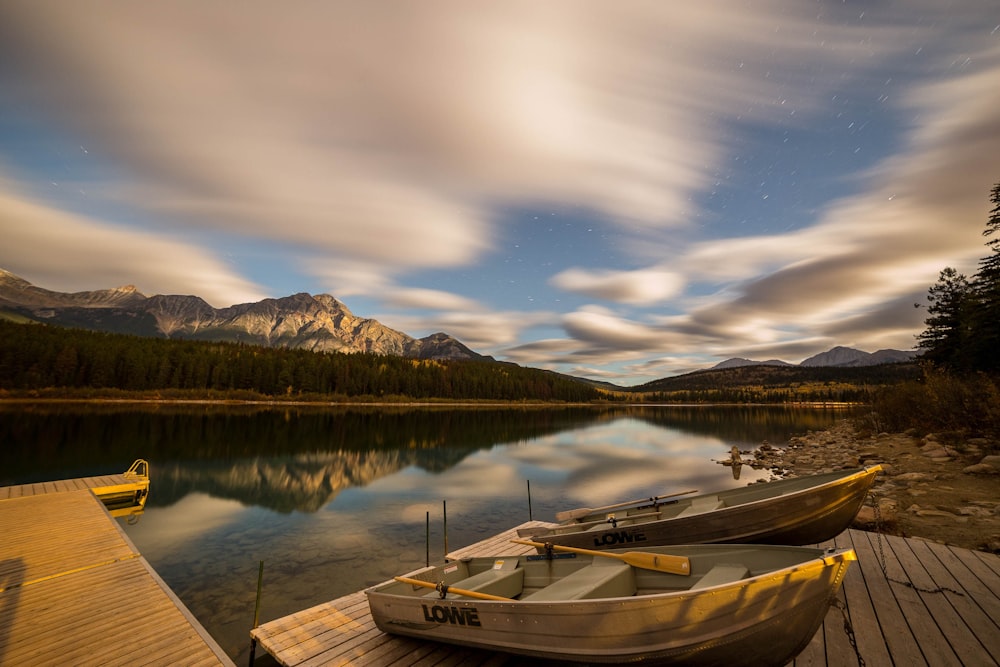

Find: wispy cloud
<box><xmin>550</xmin><ymin>267</ymin><xmax>685</xmax><ymax>305</ymax></box>
<box><xmin>1</xmin><ymin>1</ymin><xmax>998</xmax><ymax>382</ymax></box>
<box><xmin>0</xmin><ymin>180</ymin><xmax>263</xmax><ymax>306</ymax></box>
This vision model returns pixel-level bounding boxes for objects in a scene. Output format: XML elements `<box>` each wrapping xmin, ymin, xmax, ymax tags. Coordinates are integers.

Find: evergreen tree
<box><xmin>916</xmin><ymin>267</ymin><xmax>974</xmax><ymax>369</ymax></box>
<box><xmin>969</xmin><ymin>183</ymin><xmax>1000</xmax><ymax>372</ymax></box>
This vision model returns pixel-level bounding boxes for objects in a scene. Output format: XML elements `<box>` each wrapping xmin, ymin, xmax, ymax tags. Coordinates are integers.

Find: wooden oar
<box><xmin>555</xmin><ymin>489</ymin><xmax>699</xmax><ymax>522</ymax></box>
<box><xmin>394</xmin><ymin>576</ymin><xmax>514</xmax><ymax>601</ymax></box>
<box><xmin>563</xmin><ymin>510</ymin><xmax>662</xmax><ymax>530</ymax></box>
<box><xmin>527</xmin><ymin>511</ymin><xmax>663</xmax><ymax>537</ymax></box>
<box><xmin>511</xmin><ymin>539</ymin><xmax>690</xmax><ymax>576</ymax></box>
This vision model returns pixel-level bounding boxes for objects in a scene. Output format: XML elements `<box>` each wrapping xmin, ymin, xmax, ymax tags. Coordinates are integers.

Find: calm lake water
<box><xmin>1</xmin><ymin>403</ymin><xmax>847</xmax><ymax>664</ymax></box>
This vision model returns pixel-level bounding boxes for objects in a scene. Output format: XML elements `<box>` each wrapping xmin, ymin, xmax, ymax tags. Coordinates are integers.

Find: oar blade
<box><xmin>393</xmin><ymin>576</ymin><xmax>513</xmax><ymax>601</ymax></box>
<box><xmin>554</xmin><ymin>507</ymin><xmax>592</xmax><ymax>522</ymax></box>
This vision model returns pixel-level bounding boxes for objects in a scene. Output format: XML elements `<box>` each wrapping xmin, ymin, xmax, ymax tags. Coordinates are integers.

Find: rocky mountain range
<box><xmin>1</xmin><ymin>268</ymin><xmax>919</xmax><ymax>374</ymax></box>
<box><xmin>713</xmin><ymin>345</ymin><xmax>918</xmax><ymax>369</ymax></box>
<box><xmin>0</xmin><ymin>269</ymin><xmax>484</xmax><ymax>361</ymax></box>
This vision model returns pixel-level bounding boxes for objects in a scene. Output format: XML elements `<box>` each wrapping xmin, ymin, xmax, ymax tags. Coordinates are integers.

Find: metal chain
<box><xmin>870</xmin><ymin>491</ymin><xmax>964</xmax><ymax>596</ymax></box>
<box><xmin>832</xmin><ymin>598</ymin><xmax>865</xmax><ymax>667</ymax></box>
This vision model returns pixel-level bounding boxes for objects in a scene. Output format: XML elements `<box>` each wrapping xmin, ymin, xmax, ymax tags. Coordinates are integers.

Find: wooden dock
<box><xmin>251</xmin><ymin>522</ymin><xmax>1000</xmax><ymax>666</ymax></box>
<box><xmin>0</xmin><ymin>481</ymin><xmax>234</xmax><ymax>666</ymax></box>
<box><xmin>0</xmin><ymin>459</ymin><xmax>150</xmax><ymax>512</ymax></box>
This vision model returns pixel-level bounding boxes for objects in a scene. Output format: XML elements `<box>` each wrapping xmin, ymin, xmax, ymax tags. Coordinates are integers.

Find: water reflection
<box><xmin>0</xmin><ymin>404</ymin><xmax>607</xmax><ymax>484</ymax></box>
<box><xmin>0</xmin><ymin>403</ymin><xmax>848</xmax><ymax>664</ymax></box>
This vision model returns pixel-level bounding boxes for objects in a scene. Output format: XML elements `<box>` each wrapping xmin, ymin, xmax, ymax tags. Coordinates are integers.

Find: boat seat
<box><xmin>521</xmin><ymin>559</ymin><xmax>635</xmax><ymax>601</ymax></box>
<box><xmin>690</xmin><ymin>563</ymin><xmax>750</xmax><ymax>590</ymax></box>
<box><xmin>675</xmin><ymin>496</ymin><xmax>725</xmax><ymax>518</ymax></box>
<box><xmin>430</xmin><ymin>558</ymin><xmax>525</xmax><ymax>600</ymax></box>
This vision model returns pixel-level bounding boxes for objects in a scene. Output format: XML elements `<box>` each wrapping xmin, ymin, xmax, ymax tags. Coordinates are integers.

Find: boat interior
<box><xmin>382</xmin><ymin>546</ymin><xmax>829</xmax><ymax>603</ymax></box>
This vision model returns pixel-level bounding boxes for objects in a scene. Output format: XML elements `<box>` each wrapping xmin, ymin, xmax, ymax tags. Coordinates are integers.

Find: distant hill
<box><xmin>801</xmin><ymin>346</ymin><xmax>918</xmax><ymax>367</ymax></box>
<box><xmin>635</xmin><ymin>361</ymin><xmax>922</xmax><ymax>395</ymax></box>
<box><xmin>0</xmin><ymin>268</ymin><xmax>484</xmax><ymax>362</ymax></box>
<box><xmin>713</xmin><ymin>345</ymin><xmax>918</xmax><ymax>370</ymax></box>
<box><xmin>712</xmin><ymin>357</ymin><xmax>793</xmax><ymax>370</ymax></box>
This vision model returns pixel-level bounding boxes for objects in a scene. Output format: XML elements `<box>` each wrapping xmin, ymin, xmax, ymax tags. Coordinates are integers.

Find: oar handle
<box><xmin>510</xmin><ymin>539</ymin><xmax>690</xmax><ymax>576</ymax></box>
<box><xmin>511</xmin><ymin>538</ymin><xmax>597</xmax><ymax>558</ymax></box>
<box><xmin>394</xmin><ymin>576</ymin><xmax>513</xmax><ymax>601</ymax></box>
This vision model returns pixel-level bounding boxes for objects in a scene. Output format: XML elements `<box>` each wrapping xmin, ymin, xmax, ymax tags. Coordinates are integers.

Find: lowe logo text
<box><xmin>593</xmin><ymin>530</ymin><xmax>647</xmax><ymax>547</ymax></box>
<box><xmin>421</xmin><ymin>604</ymin><xmax>482</xmax><ymax>627</ymax></box>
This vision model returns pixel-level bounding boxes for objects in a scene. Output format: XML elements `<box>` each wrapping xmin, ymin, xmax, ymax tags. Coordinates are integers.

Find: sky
<box><xmin>2</xmin><ymin>2</ymin><xmax>999</xmax><ymax>386</ymax></box>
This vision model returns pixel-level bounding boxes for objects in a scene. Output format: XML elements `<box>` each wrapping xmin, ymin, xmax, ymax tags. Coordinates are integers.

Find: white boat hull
<box><xmin>367</xmin><ymin>544</ymin><xmax>855</xmax><ymax>665</ymax></box>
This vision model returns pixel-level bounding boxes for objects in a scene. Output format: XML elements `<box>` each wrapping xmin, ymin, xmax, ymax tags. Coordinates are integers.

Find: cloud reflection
<box><xmin>126</xmin><ymin>492</ymin><xmax>248</xmax><ymax>550</ymax></box>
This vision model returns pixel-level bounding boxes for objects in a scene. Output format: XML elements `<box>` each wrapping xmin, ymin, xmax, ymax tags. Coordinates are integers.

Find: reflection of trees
<box><xmin>625</xmin><ymin>405</ymin><xmax>851</xmax><ymax>446</ymax></box>
<box><xmin>149</xmin><ymin>446</ymin><xmax>506</xmax><ymax>513</ymax></box>
<box><xmin>0</xmin><ymin>405</ymin><xmax>611</xmax><ymax>483</ymax></box>
<box><xmin>150</xmin><ymin>452</ymin><xmax>415</xmax><ymax>512</ymax></box>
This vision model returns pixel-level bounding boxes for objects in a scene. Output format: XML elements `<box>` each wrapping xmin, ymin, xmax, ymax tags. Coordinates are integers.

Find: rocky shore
<box><xmin>732</xmin><ymin>419</ymin><xmax>1000</xmax><ymax>553</ymax></box>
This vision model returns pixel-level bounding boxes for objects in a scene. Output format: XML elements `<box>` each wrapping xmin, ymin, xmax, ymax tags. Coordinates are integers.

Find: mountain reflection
<box><xmin>150</xmin><ymin>448</ymin><xmax>479</xmax><ymax>513</ymax></box>
<box><xmin>0</xmin><ymin>404</ymin><xmax>607</xmax><ymax>477</ymax></box>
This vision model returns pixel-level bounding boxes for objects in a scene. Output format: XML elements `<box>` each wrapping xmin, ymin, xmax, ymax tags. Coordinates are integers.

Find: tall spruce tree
<box><xmin>918</xmin><ymin>182</ymin><xmax>1000</xmax><ymax>374</ymax></box>
<box><xmin>916</xmin><ymin>267</ymin><xmax>974</xmax><ymax>369</ymax></box>
<box><xmin>969</xmin><ymin>183</ymin><xmax>1000</xmax><ymax>373</ymax></box>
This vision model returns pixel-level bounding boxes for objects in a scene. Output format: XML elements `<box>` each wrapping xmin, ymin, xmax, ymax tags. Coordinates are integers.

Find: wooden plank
<box><xmin>934</xmin><ymin>542</ymin><xmax>1000</xmax><ymax>615</ymax></box>
<box><xmin>847</xmin><ymin>529</ymin><xmax>928</xmax><ymax>665</ymax></box>
<box><xmin>296</xmin><ymin>624</ymin><xmax>385</xmax><ymax>667</ymax></box>
<box><xmin>789</xmin><ymin>534</ymin><xmax>840</xmax><ymax>667</ymax></box>
<box><xmin>888</xmin><ymin>534</ymin><xmax>995</xmax><ymax>666</ymax></box>
<box><xmin>804</xmin><ymin>533</ymin><xmax>857</xmax><ymax>667</ymax></box>
<box><xmin>0</xmin><ymin>492</ymin><xmax>137</xmax><ymax>586</ymax></box>
<box><xmin>970</xmin><ymin>547</ymin><xmax>1000</xmax><ymax>579</ymax></box>
<box><xmin>361</xmin><ymin>635</ymin><xmax>443</xmax><ymax>667</ymax></box>
<box><xmin>1</xmin><ymin>556</ymin><xmax>231</xmax><ymax>667</ymax></box>
<box><xmin>951</xmin><ymin>545</ymin><xmax>1000</xmax><ymax>599</ymax></box>
<box><xmin>409</xmin><ymin>644</ymin><xmax>475</xmax><ymax>667</ymax></box>
<box><xmin>0</xmin><ymin>474</ymin><xmax>131</xmax><ymax>499</ymax></box>
<box><xmin>792</xmin><ymin>624</ymin><xmax>826</xmax><ymax>667</ymax></box>
<box><xmin>820</xmin><ymin>530</ymin><xmax>890</xmax><ymax>667</ymax></box>
<box><xmin>876</xmin><ymin>530</ymin><xmax>963</xmax><ymax>664</ymax></box>
<box><xmin>919</xmin><ymin>541</ymin><xmax>1000</xmax><ymax>645</ymax></box>
<box><xmin>8</xmin><ymin>601</ymin><xmax>180</xmax><ymax>665</ymax></box>
<box><xmin>255</xmin><ymin>593</ymin><xmax>370</xmax><ymax>655</ymax></box>
<box><xmin>446</xmin><ymin>521</ymin><xmax>548</xmax><ymax>560</ymax></box>
<box><xmin>905</xmin><ymin>538</ymin><xmax>1000</xmax><ymax>659</ymax></box>
<box><xmin>0</xmin><ymin>489</ymin><xmax>234</xmax><ymax>667</ymax></box>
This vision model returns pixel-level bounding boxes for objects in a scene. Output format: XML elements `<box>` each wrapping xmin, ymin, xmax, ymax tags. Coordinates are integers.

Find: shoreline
<box><xmin>741</xmin><ymin>419</ymin><xmax>1000</xmax><ymax>553</ymax></box>
<box><xmin>0</xmin><ymin>395</ymin><xmax>860</xmax><ymax>408</ymax></box>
